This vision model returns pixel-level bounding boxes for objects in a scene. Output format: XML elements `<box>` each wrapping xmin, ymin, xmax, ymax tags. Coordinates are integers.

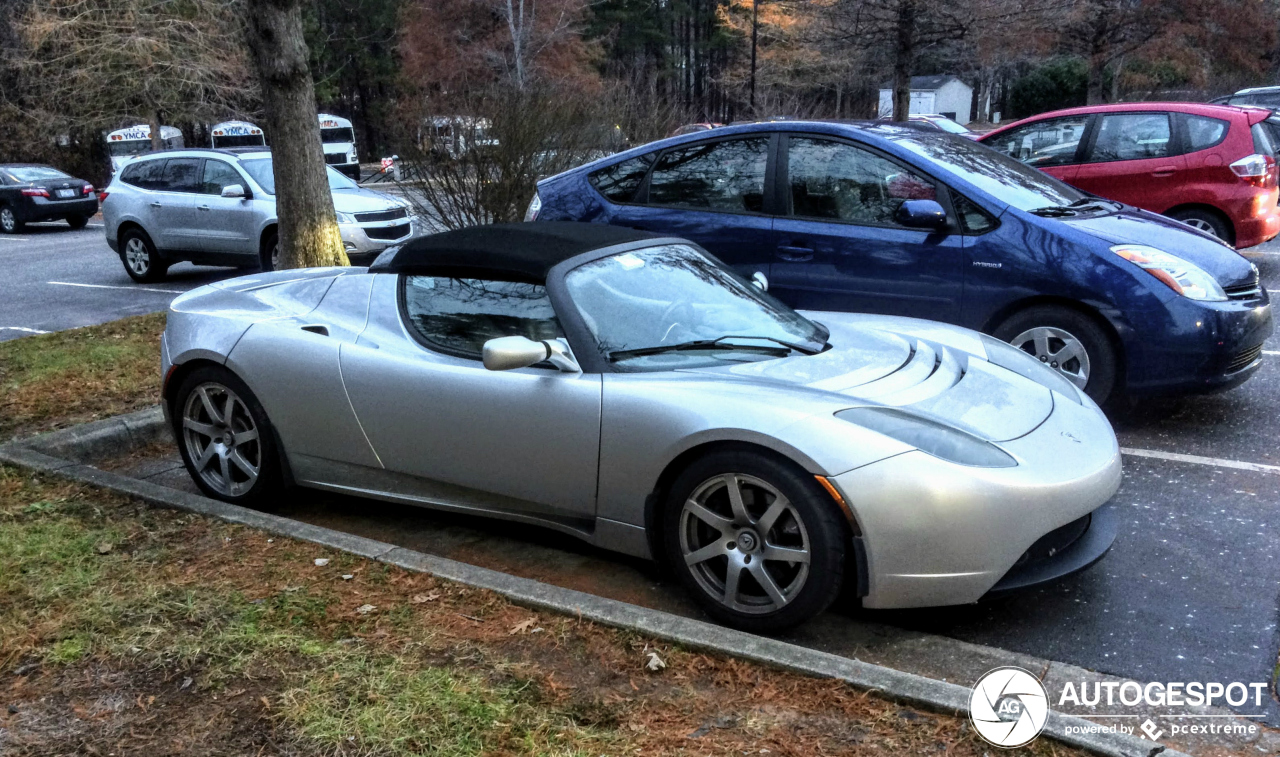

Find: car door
<box><xmin>150</xmin><ymin>158</ymin><xmax>203</xmax><ymax>251</ymax></box>
<box><xmin>1072</xmin><ymin>112</ymin><xmax>1185</xmax><ymax>210</ymax></box>
<box><xmin>982</xmin><ymin>114</ymin><xmax>1092</xmax><ymax>185</ymax></box>
<box><xmin>606</xmin><ymin>135</ymin><xmax>778</xmax><ymax>279</ymax></box>
<box><xmin>340</xmin><ymin>274</ymin><xmax>602</xmax><ymax>522</ymax></box>
<box><xmin>195</xmin><ymin>158</ymin><xmax>259</xmax><ymax>255</ymax></box>
<box><xmin>768</xmin><ymin>134</ymin><xmax>965</xmax><ymax>321</ymax></box>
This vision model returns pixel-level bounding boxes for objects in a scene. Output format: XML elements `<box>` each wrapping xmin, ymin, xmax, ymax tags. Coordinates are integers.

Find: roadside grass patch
<box><xmin>0</xmin><ymin>312</ymin><xmax>164</xmax><ymax>440</ymax></box>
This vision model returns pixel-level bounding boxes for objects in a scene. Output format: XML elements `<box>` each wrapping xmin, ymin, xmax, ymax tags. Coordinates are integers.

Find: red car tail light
<box><xmin>1230</xmin><ymin>153</ymin><xmax>1276</xmax><ymax>188</ymax></box>
<box><xmin>20</xmin><ymin>187</ymin><xmax>49</xmax><ymax>197</ymax></box>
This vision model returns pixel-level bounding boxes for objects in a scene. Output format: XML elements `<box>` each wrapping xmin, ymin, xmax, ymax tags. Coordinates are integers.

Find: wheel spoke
<box><xmin>684</xmin><ymin>540</ymin><xmax>727</xmax><ymax>566</ymax></box>
<box><xmin>231</xmin><ymin>427</ymin><xmax>258</xmax><ymax>445</ymax></box>
<box><xmin>722</xmin><ymin>562</ymin><xmax>743</xmax><ymax>609</ymax></box>
<box><xmin>218</xmin><ymin>452</ymin><xmax>232</xmax><ymax>486</ymax></box>
<box><xmin>748</xmin><ymin>562</ymin><xmax>787</xmax><ymax>606</ymax></box>
<box><xmin>223</xmin><ymin>394</ymin><xmax>237</xmax><ymax>427</ymax></box>
<box><xmin>183</xmin><ymin>418</ymin><xmax>218</xmax><ymax>438</ymax></box>
<box><xmin>195</xmin><ymin>443</ymin><xmax>216</xmax><ymax>471</ymax></box>
<box><xmin>197</xmin><ymin>387</ymin><xmax>222</xmax><ymax>423</ymax></box>
<box><xmin>685</xmin><ymin>500</ymin><xmax>733</xmax><ymax>535</ymax></box>
<box><xmin>1033</xmin><ymin>334</ymin><xmax>1051</xmax><ymax>359</ymax></box>
<box><xmin>763</xmin><ymin>544</ymin><xmax>810</xmax><ymax>564</ymax></box>
<box><xmin>723</xmin><ymin>474</ymin><xmax>750</xmax><ymax>525</ymax></box>
<box><xmin>756</xmin><ymin>496</ymin><xmax>789</xmax><ymax>534</ymax></box>
<box><xmin>229</xmin><ymin>449</ymin><xmax>257</xmax><ymax>477</ymax></box>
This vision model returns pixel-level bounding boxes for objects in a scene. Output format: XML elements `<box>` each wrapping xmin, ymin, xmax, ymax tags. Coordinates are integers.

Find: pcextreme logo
<box><xmin>969</xmin><ymin>667</ymin><xmax>1049</xmax><ymax>748</ymax></box>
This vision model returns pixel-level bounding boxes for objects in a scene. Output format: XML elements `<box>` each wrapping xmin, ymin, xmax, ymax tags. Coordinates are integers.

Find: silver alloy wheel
<box><xmin>1010</xmin><ymin>326</ymin><xmax>1091</xmax><ymax>388</ymax></box>
<box><xmin>181</xmin><ymin>382</ymin><xmax>261</xmax><ymax>497</ymax></box>
<box><xmin>1181</xmin><ymin>217</ymin><xmax>1218</xmax><ymax>237</ymax></box>
<box><xmin>0</xmin><ymin>207</ymin><xmax>14</xmax><ymax>232</ymax></box>
<box><xmin>270</xmin><ymin>240</ymin><xmax>280</xmax><ymax>270</ymax></box>
<box><xmin>679</xmin><ymin>473</ymin><xmax>811</xmax><ymax>615</ymax></box>
<box><xmin>124</xmin><ymin>237</ymin><xmax>151</xmax><ymax>276</ymax></box>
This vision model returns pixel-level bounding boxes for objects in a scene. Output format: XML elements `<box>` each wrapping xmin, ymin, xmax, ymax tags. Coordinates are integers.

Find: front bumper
<box><xmin>339</xmin><ymin>219</ymin><xmax>415</xmax><ymax>264</ymax></box>
<box><xmin>831</xmin><ymin>392</ymin><xmax>1122</xmax><ymax>609</ymax></box>
<box><xmin>985</xmin><ymin>504</ymin><xmax>1116</xmax><ymax>595</ymax></box>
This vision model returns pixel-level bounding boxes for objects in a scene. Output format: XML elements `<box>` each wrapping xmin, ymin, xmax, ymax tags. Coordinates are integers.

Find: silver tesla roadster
<box><xmin>161</xmin><ymin>222</ymin><xmax>1122</xmax><ymax>631</ymax></box>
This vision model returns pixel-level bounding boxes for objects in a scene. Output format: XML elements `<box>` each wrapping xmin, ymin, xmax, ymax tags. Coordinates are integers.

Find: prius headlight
<box><xmin>1111</xmin><ymin>245</ymin><xmax>1227</xmax><ymax>301</ymax></box>
<box><xmin>980</xmin><ymin>334</ymin><xmax>1081</xmax><ymax>404</ymax></box>
<box><xmin>836</xmin><ymin>407</ymin><xmax>1017</xmax><ymax>468</ymax></box>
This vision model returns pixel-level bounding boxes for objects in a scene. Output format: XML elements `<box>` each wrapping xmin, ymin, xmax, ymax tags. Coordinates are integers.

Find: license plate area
<box><xmin>55</xmin><ymin>189</ymin><xmax>77</xmax><ymax>199</ymax></box>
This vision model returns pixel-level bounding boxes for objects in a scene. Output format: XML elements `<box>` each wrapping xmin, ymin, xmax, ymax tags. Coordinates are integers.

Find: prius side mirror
<box><xmin>483</xmin><ymin>336</ymin><xmax>581</xmax><ymax>373</ymax></box>
<box><xmin>221</xmin><ymin>184</ymin><xmax>247</xmax><ymax>199</ymax></box>
<box><xmin>895</xmin><ymin>199</ymin><xmax>948</xmax><ymax>230</ymax></box>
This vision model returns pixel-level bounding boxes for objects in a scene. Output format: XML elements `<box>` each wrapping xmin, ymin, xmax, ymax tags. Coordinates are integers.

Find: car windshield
<box><xmin>320</xmin><ymin>127</ymin><xmax>355</xmax><ymax>144</ymax></box>
<box><xmin>238</xmin><ymin>157</ymin><xmax>358</xmax><ymax>195</ymax></box>
<box><xmin>6</xmin><ymin>166</ymin><xmax>72</xmax><ymax>182</ymax></box>
<box><xmin>892</xmin><ymin>133</ymin><xmax>1088</xmax><ymax>211</ymax></box>
<box><xmin>564</xmin><ymin>244</ymin><xmax>828</xmax><ymax>371</ymax></box>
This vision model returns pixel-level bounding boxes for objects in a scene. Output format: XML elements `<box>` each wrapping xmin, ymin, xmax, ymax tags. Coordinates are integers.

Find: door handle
<box><xmin>777</xmin><ymin>245</ymin><xmax>814</xmax><ymax>262</ymax></box>
<box><xmin>197</xmin><ymin>205</ymin><xmax>210</xmax><ymax>211</ymax></box>
<box><xmin>149</xmin><ymin>202</ymin><xmax>162</xmax><ymax>208</ymax></box>
<box><xmin>1152</xmin><ymin>167</ymin><xmax>1177</xmax><ymax>177</ymax></box>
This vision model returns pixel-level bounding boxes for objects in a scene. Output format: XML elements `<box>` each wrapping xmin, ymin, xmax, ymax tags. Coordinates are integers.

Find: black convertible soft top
<box><xmin>368</xmin><ymin>222</ymin><xmax>668</xmax><ymax>282</ymax></box>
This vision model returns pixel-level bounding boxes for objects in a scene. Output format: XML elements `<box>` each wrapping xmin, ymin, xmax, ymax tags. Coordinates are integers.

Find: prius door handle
<box><xmin>777</xmin><ymin>245</ymin><xmax>814</xmax><ymax>262</ymax></box>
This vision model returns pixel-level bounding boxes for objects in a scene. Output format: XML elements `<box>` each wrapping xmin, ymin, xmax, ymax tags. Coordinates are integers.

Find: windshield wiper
<box><xmin>1028</xmin><ymin>197</ymin><xmax>1124</xmax><ymax>218</ymax></box>
<box><xmin>608</xmin><ymin>335</ymin><xmax>820</xmax><ymax>361</ymax></box>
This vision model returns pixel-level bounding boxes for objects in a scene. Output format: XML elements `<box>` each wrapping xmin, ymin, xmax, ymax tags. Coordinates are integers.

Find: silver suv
<box><xmin>102</xmin><ymin>147</ymin><xmax>416</xmax><ymax>282</ymax></box>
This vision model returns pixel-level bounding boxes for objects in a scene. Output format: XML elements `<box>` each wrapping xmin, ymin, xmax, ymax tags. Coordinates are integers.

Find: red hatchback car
<box><xmin>979</xmin><ymin>103</ymin><xmax>1280</xmax><ymax>248</ymax></box>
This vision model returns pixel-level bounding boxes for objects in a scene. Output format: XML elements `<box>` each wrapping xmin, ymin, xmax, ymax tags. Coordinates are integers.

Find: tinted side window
<box><xmin>787</xmin><ymin>137</ymin><xmax>935</xmax><ymax>227</ymax></box>
<box><xmin>402</xmin><ymin>276</ymin><xmax>563</xmax><ymax>359</ymax></box>
<box><xmin>160</xmin><ymin>158</ymin><xmax>202</xmax><ymax>192</ymax></box>
<box><xmin>988</xmin><ymin>116</ymin><xmax>1089</xmax><ymax>167</ymax></box>
<box><xmin>953</xmin><ymin>195</ymin><xmax>996</xmax><ymax>233</ymax></box>
<box><xmin>201</xmin><ymin>160</ymin><xmax>243</xmax><ymax>195</ymax></box>
<box><xmin>119</xmin><ymin>159</ymin><xmax>167</xmax><ymax>190</ymax></box>
<box><xmin>1252</xmin><ymin>123</ymin><xmax>1276</xmax><ymax>157</ymax></box>
<box><xmin>1090</xmin><ymin>113</ymin><xmax>1171</xmax><ymax>161</ymax></box>
<box><xmin>588</xmin><ymin>156</ymin><xmax>651</xmax><ymax>202</ymax></box>
<box><xmin>647</xmin><ymin>138</ymin><xmax>768</xmax><ymax>212</ymax></box>
<box><xmin>1185</xmin><ymin>115</ymin><xmax>1229</xmax><ymax>152</ymax></box>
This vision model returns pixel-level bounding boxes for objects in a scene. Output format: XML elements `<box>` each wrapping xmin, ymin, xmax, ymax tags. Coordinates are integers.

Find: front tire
<box><xmin>119</xmin><ymin>228</ymin><xmax>168</xmax><ymax>282</ymax></box>
<box><xmin>663</xmin><ymin>449</ymin><xmax>847</xmax><ymax>633</ymax></box>
<box><xmin>0</xmin><ymin>205</ymin><xmax>23</xmax><ymax>234</ymax></box>
<box><xmin>260</xmin><ymin>229</ymin><xmax>280</xmax><ymax>272</ymax></box>
<box><xmin>172</xmin><ymin>366</ymin><xmax>282</xmax><ymax>507</ymax></box>
<box><xmin>994</xmin><ymin>305</ymin><xmax>1118</xmax><ymax>406</ymax></box>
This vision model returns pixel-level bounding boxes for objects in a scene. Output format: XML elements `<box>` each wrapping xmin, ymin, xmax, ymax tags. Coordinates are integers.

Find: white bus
<box><xmin>318</xmin><ymin>113</ymin><xmax>359</xmax><ymax>180</ymax></box>
<box><xmin>209</xmin><ymin>120</ymin><xmax>266</xmax><ymax>149</ymax></box>
<box><xmin>105</xmin><ymin>124</ymin><xmax>183</xmax><ymax>173</ymax></box>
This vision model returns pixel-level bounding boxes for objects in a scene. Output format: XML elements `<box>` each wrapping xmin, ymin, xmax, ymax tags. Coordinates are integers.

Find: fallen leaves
<box><xmin>644</xmin><ymin>651</ymin><xmax>666</xmax><ymax>673</ymax></box>
<box><xmin>411</xmin><ymin>591</ymin><xmax>441</xmax><ymax>604</ymax></box>
<box><xmin>508</xmin><ymin>618</ymin><xmax>543</xmax><ymax>635</ymax></box>
<box><xmin>355</xmin><ymin>604</ymin><xmax>376</xmax><ymax>615</ymax></box>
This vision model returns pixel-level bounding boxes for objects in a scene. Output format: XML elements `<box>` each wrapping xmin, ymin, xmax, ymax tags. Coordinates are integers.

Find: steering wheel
<box><xmin>655</xmin><ymin>298</ymin><xmax>698</xmax><ymax>343</ymax></box>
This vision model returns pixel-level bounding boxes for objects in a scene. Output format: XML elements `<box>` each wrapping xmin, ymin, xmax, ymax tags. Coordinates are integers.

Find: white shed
<box><xmin>877</xmin><ymin>76</ymin><xmax>973</xmax><ymax>123</ymax></box>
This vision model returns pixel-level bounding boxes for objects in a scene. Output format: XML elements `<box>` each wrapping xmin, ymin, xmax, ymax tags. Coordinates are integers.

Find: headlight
<box><xmin>335</xmin><ymin>211</ymin><xmax>355</xmax><ymax>224</ymax></box>
<box><xmin>980</xmin><ymin>334</ymin><xmax>1081</xmax><ymax>404</ymax></box>
<box><xmin>835</xmin><ymin>407</ymin><xmax>1016</xmax><ymax>468</ymax></box>
<box><xmin>1110</xmin><ymin>245</ymin><xmax>1226</xmax><ymax>301</ymax></box>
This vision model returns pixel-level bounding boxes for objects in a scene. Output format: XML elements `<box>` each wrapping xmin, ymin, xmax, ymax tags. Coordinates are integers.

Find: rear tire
<box><xmin>172</xmin><ymin>365</ymin><xmax>283</xmax><ymax>508</ymax></box>
<box><xmin>1168</xmin><ymin>208</ymin><xmax>1232</xmax><ymax>244</ymax></box>
<box><xmin>994</xmin><ymin>305</ymin><xmax>1119</xmax><ymax>406</ymax></box>
<box><xmin>119</xmin><ymin>228</ymin><xmax>168</xmax><ymax>282</ymax></box>
<box><xmin>0</xmin><ymin>205</ymin><xmax>23</xmax><ymax>234</ymax></box>
<box><xmin>66</xmin><ymin>214</ymin><xmax>91</xmax><ymax>230</ymax></box>
<box><xmin>260</xmin><ymin>229</ymin><xmax>279</xmax><ymax>272</ymax></box>
<box><xmin>662</xmin><ymin>449</ymin><xmax>847</xmax><ymax>633</ymax></box>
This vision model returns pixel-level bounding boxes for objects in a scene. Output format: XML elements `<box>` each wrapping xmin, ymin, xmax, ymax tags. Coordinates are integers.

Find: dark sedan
<box><xmin>0</xmin><ymin>164</ymin><xmax>98</xmax><ymax>233</ymax></box>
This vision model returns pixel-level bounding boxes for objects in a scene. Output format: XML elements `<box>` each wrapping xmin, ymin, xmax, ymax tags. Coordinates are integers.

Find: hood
<box><xmin>685</xmin><ymin>314</ymin><xmax>1054</xmax><ymax>442</ymax></box>
<box><xmin>330</xmin><ymin>187</ymin><xmax>409</xmax><ymax>214</ymax></box>
<box><xmin>1061</xmin><ymin>209</ymin><xmax>1256</xmax><ymax>288</ymax></box>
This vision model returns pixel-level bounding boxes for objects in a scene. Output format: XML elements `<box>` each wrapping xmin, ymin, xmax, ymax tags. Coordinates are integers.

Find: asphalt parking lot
<box><xmin>9</xmin><ymin>220</ymin><xmax>1280</xmax><ymax>729</ymax></box>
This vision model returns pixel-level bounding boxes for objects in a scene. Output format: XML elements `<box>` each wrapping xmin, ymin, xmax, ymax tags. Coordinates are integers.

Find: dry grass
<box><xmin>0</xmin><ymin>313</ymin><xmax>165</xmax><ymax>441</ymax></box>
<box><xmin>0</xmin><ymin>467</ymin><xmax>1085</xmax><ymax>756</ymax></box>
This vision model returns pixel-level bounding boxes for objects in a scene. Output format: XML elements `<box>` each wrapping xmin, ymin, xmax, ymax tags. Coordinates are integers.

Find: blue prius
<box><xmin>528</xmin><ymin>121</ymin><xmax>1274</xmax><ymax>405</ymax></box>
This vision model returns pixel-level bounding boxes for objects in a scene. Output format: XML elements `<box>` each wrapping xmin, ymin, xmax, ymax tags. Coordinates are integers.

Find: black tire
<box><xmin>119</xmin><ymin>228</ymin><xmax>169</xmax><ymax>283</ymax></box>
<box><xmin>66</xmin><ymin>214</ymin><xmax>91</xmax><ymax>230</ymax></box>
<box><xmin>662</xmin><ymin>448</ymin><xmax>847</xmax><ymax>633</ymax></box>
<box><xmin>260</xmin><ymin>229</ymin><xmax>279</xmax><ymax>272</ymax></box>
<box><xmin>0</xmin><ymin>204</ymin><xmax>23</xmax><ymax>234</ymax></box>
<box><xmin>172</xmin><ymin>365</ymin><xmax>283</xmax><ymax>508</ymax></box>
<box><xmin>993</xmin><ymin>305</ymin><xmax>1119</xmax><ymax>406</ymax></box>
<box><xmin>1167</xmin><ymin>208</ymin><xmax>1232</xmax><ymax>244</ymax></box>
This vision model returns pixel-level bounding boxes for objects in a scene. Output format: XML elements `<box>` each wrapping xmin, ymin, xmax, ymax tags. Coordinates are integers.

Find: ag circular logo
<box><xmin>969</xmin><ymin>667</ymin><xmax>1049</xmax><ymax>748</ymax></box>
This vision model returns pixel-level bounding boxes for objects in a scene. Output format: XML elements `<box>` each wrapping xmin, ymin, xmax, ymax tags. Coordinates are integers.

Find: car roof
<box><xmin>979</xmin><ymin>101</ymin><xmax>1270</xmax><ymax>137</ymax></box>
<box><xmin>368</xmin><ymin>222</ymin><xmax>668</xmax><ymax>283</ymax></box>
<box><xmin>0</xmin><ymin>163</ymin><xmax>58</xmax><ymax>169</ymax></box>
<box><xmin>1236</xmin><ymin>86</ymin><xmax>1280</xmax><ymax>95</ymax></box>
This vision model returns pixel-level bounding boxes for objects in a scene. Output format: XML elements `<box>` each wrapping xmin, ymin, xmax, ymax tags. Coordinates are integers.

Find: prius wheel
<box><xmin>0</xmin><ymin>205</ymin><xmax>22</xmax><ymax>234</ymax></box>
<box><xmin>173</xmin><ymin>366</ymin><xmax>282</xmax><ymax>507</ymax></box>
<box><xmin>995</xmin><ymin>306</ymin><xmax>1118</xmax><ymax>406</ymax></box>
<box><xmin>664</xmin><ymin>450</ymin><xmax>846</xmax><ymax>633</ymax></box>
<box><xmin>120</xmin><ymin>229</ymin><xmax>168</xmax><ymax>282</ymax></box>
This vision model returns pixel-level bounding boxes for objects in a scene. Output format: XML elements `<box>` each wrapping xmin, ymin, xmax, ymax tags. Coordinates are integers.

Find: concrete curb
<box><xmin>0</xmin><ymin>408</ymin><xmax>1181</xmax><ymax>757</ymax></box>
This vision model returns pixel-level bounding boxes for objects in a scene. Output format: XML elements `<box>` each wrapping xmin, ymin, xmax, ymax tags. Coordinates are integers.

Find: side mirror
<box><xmin>483</xmin><ymin>336</ymin><xmax>581</xmax><ymax>373</ymax></box>
<box><xmin>221</xmin><ymin>184</ymin><xmax>247</xmax><ymax>199</ymax></box>
<box><xmin>750</xmin><ymin>271</ymin><xmax>769</xmax><ymax>291</ymax></box>
<box><xmin>895</xmin><ymin>199</ymin><xmax>948</xmax><ymax>230</ymax></box>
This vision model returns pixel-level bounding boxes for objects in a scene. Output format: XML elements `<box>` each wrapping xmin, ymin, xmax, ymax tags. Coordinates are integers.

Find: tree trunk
<box><xmin>245</xmin><ymin>0</ymin><xmax>347</xmax><ymax>270</ymax></box>
<box><xmin>148</xmin><ymin>109</ymin><xmax>163</xmax><ymax>151</ymax></box>
<box><xmin>892</xmin><ymin>0</ymin><xmax>916</xmax><ymax>121</ymax></box>
<box><xmin>1086</xmin><ymin>52</ymin><xmax>1107</xmax><ymax>104</ymax></box>
<box><xmin>749</xmin><ymin>0</ymin><xmax>759</xmax><ymax>111</ymax></box>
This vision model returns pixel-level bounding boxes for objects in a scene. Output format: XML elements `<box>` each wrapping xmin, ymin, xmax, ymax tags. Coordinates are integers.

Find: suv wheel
<box><xmin>119</xmin><ymin>229</ymin><xmax>168</xmax><ymax>282</ymax></box>
<box><xmin>260</xmin><ymin>229</ymin><xmax>280</xmax><ymax>272</ymax></box>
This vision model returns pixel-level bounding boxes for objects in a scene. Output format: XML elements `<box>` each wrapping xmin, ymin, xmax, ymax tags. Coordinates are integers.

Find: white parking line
<box><xmin>1121</xmin><ymin>447</ymin><xmax>1280</xmax><ymax>474</ymax></box>
<box><xmin>0</xmin><ymin>236</ymin><xmax>31</xmax><ymax>242</ymax></box>
<box><xmin>0</xmin><ymin>326</ymin><xmax>49</xmax><ymax>334</ymax></box>
<box><xmin>1265</xmin><ymin>350</ymin><xmax>1280</xmax><ymax>356</ymax></box>
<box><xmin>47</xmin><ymin>281</ymin><xmax>185</xmax><ymax>295</ymax></box>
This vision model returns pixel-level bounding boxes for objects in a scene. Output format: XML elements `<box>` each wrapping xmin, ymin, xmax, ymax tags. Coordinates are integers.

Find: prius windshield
<box><xmin>565</xmin><ymin>244</ymin><xmax>828</xmax><ymax>371</ymax></box>
<box><xmin>238</xmin><ymin>157</ymin><xmax>358</xmax><ymax>195</ymax></box>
